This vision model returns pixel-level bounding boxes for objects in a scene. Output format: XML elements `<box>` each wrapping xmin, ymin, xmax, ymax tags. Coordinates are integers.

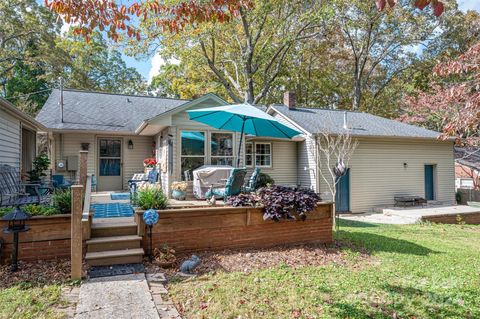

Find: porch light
<box><xmin>2</xmin><ymin>206</ymin><xmax>31</xmax><ymax>272</ymax></box>
<box><xmin>128</xmin><ymin>140</ymin><xmax>134</xmax><ymax>149</ymax></box>
<box><xmin>403</xmin><ymin>162</ymin><xmax>408</xmax><ymax>168</ymax></box>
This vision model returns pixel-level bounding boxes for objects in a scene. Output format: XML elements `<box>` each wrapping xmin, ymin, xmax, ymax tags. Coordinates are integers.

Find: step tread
<box><xmin>91</xmin><ymin>222</ymin><xmax>137</xmax><ymax>229</ymax></box>
<box><xmin>86</xmin><ymin>235</ymin><xmax>142</xmax><ymax>245</ymax></box>
<box><xmin>85</xmin><ymin>248</ymin><xmax>144</xmax><ymax>260</ymax></box>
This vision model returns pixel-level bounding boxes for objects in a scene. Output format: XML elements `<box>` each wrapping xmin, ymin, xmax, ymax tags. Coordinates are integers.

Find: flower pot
<box><xmin>153</xmin><ymin>256</ymin><xmax>176</xmax><ymax>268</ymax></box>
<box><xmin>172</xmin><ymin>189</ymin><xmax>186</xmax><ymax>200</ymax></box>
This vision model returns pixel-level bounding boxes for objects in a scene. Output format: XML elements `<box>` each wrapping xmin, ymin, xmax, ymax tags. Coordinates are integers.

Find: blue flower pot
<box><xmin>172</xmin><ymin>189</ymin><xmax>186</xmax><ymax>200</ymax></box>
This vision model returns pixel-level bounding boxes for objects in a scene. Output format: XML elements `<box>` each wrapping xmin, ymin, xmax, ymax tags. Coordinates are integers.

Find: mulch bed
<box><xmin>0</xmin><ymin>259</ymin><xmax>76</xmax><ymax>288</ymax></box>
<box><xmin>145</xmin><ymin>241</ymin><xmax>371</xmax><ymax>276</ymax></box>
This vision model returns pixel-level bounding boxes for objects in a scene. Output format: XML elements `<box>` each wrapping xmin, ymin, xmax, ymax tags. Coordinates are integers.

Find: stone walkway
<box><xmin>74</xmin><ymin>273</ymin><xmax>181</xmax><ymax>319</ymax></box>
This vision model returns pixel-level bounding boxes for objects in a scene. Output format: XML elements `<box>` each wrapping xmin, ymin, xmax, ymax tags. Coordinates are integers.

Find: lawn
<box><xmin>0</xmin><ymin>284</ymin><xmax>64</xmax><ymax>319</ymax></box>
<box><xmin>169</xmin><ymin>221</ymin><xmax>480</xmax><ymax>318</ymax></box>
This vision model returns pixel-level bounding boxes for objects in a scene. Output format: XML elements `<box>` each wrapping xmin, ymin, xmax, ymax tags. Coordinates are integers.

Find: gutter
<box><xmin>135</xmin><ymin>120</ymin><xmax>148</xmax><ymax>135</ymax></box>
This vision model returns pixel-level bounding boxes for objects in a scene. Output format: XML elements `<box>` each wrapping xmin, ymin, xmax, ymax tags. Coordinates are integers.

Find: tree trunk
<box><xmin>352</xmin><ymin>78</ymin><xmax>362</xmax><ymax>111</ymax></box>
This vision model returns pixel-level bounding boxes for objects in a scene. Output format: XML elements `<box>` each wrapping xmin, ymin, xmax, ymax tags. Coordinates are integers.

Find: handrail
<box><xmin>82</xmin><ymin>174</ymin><xmax>92</xmax><ymax>216</ymax></box>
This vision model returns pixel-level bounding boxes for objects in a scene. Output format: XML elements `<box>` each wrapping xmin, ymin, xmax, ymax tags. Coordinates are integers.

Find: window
<box><xmin>180</xmin><ymin>131</ymin><xmax>205</xmax><ymax>180</ymax></box>
<box><xmin>211</xmin><ymin>132</ymin><xmax>234</xmax><ymax>166</ymax></box>
<box><xmin>245</xmin><ymin>142</ymin><xmax>253</xmax><ymax>167</ymax></box>
<box><xmin>255</xmin><ymin>143</ymin><xmax>272</xmax><ymax>167</ymax></box>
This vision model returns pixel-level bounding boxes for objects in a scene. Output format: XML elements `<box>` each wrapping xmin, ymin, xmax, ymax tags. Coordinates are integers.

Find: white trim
<box><xmin>244</xmin><ymin>142</ymin><xmax>253</xmax><ymax>167</ymax></box>
<box><xmin>254</xmin><ymin>142</ymin><xmax>272</xmax><ymax>168</ymax></box>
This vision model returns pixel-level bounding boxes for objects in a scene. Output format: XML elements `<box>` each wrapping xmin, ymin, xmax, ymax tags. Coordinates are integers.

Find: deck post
<box><xmin>79</xmin><ymin>151</ymin><xmax>88</xmax><ymax>190</ymax></box>
<box><xmin>71</xmin><ymin>185</ymin><xmax>84</xmax><ymax>280</ymax></box>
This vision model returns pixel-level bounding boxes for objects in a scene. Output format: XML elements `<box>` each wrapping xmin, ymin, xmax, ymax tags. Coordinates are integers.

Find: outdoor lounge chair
<box><xmin>129</xmin><ymin>168</ymin><xmax>159</xmax><ymax>200</ymax></box>
<box><xmin>0</xmin><ymin>164</ymin><xmax>52</xmax><ymax>207</ymax></box>
<box><xmin>243</xmin><ymin>168</ymin><xmax>261</xmax><ymax>193</ymax></box>
<box><xmin>52</xmin><ymin>174</ymin><xmax>72</xmax><ymax>189</ymax></box>
<box><xmin>205</xmin><ymin>168</ymin><xmax>247</xmax><ymax>201</ymax></box>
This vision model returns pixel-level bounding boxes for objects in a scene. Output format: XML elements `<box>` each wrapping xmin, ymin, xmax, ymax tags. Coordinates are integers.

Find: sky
<box><xmin>58</xmin><ymin>0</ymin><xmax>480</xmax><ymax>83</ymax></box>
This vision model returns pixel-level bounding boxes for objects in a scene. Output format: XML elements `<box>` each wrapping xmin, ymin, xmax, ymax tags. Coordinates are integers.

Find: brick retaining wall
<box><xmin>135</xmin><ymin>203</ymin><xmax>333</xmax><ymax>252</ymax></box>
<box><xmin>421</xmin><ymin>212</ymin><xmax>480</xmax><ymax>224</ymax></box>
<box><xmin>0</xmin><ymin>215</ymin><xmax>71</xmax><ymax>262</ymax></box>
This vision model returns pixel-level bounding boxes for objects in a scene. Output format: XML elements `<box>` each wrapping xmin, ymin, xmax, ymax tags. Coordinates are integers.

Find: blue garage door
<box><xmin>424</xmin><ymin>165</ymin><xmax>435</xmax><ymax>200</ymax></box>
<box><xmin>335</xmin><ymin>169</ymin><xmax>350</xmax><ymax>213</ymax></box>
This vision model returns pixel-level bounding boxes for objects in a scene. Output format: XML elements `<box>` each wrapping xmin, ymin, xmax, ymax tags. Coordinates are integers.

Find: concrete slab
<box><xmin>340</xmin><ymin>205</ymin><xmax>480</xmax><ymax>225</ymax></box>
<box><xmin>75</xmin><ymin>273</ymin><xmax>159</xmax><ymax>319</ymax></box>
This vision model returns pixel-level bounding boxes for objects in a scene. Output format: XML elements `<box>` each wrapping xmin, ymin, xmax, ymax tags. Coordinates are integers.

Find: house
<box><xmin>454</xmin><ymin>147</ymin><xmax>480</xmax><ymax>190</ymax></box>
<box><xmin>36</xmin><ymin>89</ymin><xmax>455</xmax><ymax>213</ymax></box>
<box><xmin>0</xmin><ymin>98</ymin><xmax>46</xmax><ymax>176</ymax></box>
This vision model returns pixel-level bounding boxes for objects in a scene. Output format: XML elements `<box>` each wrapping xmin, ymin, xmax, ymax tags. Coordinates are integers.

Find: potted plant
<box><xmin>153</xmin><ymin>245</ymin><xmax>176</xmax><ymax>268</ymax></box>
<box><xmin>143</xmin><ymin>157</ymin><xmax>157</xmax><ymax>174</ymax></box>
<box><xmin>26</xmin><ymin>154</ymin><xmax>51</xmax><ymax>195</ymax></box>
<box><xmin>171</xmin><ymin>181</ymin><xmax>188</xmax><ymax>200</ymax></box>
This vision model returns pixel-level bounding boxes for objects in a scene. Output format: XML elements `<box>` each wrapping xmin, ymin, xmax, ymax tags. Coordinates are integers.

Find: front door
<box><xmin>424</xmin><ymin>165</ymin><xmax>435</xmax><ymax>200</ymax></box>
<box><xmin>98</xmin><ymin>138</ymin><xmax>123</xmax><ymax>191</ymax></box>
<box><xmin>335</xmin><ymin>168</ymin><xmax>350</xmax><ymax>213</ymax></box>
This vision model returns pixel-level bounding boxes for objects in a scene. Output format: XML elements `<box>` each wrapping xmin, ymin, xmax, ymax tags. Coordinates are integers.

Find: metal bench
<box><xmin>394</xmin><ymin>195</ymin><xmax>427</xmax><ymax>208</ymax></box>
<box><xmin>0</xmin><ymin>164</ymin><xmax>52</xmax><ymax>207</ymax></box>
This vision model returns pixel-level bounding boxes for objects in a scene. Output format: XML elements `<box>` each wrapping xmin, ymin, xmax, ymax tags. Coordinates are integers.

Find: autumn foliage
<box><xmin>45</xmin><ymin>0</ymin><xmax>252</xmax><ymax>41</ymax></box>
<box><xmin>399</xmin><ymin>42</ymin><xmax>480</xmax><ymax>146</ymax></box>
<box><xmin>376</xmin><ymin>0</ymin><xmax>444</xmax><ymax>17</ymax></box>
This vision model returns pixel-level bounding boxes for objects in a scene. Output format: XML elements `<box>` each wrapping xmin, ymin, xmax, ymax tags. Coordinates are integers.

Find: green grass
<box><xmin>169</xmin><ymin>221</ymin><xmax>480</xmax><ymax>318</ymax></box>
<box><xmin>0</xmin><ymin>283</ymin><xmax>64</xmax><ymax>319</ymax></box>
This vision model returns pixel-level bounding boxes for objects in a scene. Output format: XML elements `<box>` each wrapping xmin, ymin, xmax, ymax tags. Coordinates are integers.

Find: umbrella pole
<box><xmin>236</xmin><ymin>120</ymin><xmax>246</xmax><ymax>167</ymax></box>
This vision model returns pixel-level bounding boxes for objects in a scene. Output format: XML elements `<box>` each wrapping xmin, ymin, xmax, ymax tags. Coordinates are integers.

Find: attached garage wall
<box><xmin>0</xmin><ymin>108</ymin><xmax>21</xmax><ymax>169</ymax></box>
<box><xmin>319</xmin><ymin>137</ymin><xmax>456</xmax><ymax>213</ymax></box>
<box><xmin>53</xmin><ymin>133</ymin><xmax>153</xmax><ymax>189</ymax></box>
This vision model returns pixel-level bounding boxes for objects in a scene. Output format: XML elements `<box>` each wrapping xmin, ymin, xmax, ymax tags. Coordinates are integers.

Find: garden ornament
<box><xmin>143</xmin><ymin>209</ymin><xmax>159</xmax><ymax>262</ymax></box>
<box><xmin>180</xmin><ymin>255</ymin><xmax>201</xmax><ymax>274</ymax></box>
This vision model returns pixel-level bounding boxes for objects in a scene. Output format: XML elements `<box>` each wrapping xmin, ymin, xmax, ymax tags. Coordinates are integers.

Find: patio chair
<box><xmin>205</xmin><ymin>168</ymin><xmax>247</xmax><ymax>201</ymax></box>
<box><xmin>0</xmin><ymin>164</ymin><xmax>52</xmax><ymax>207</ymax></box>
<box><xmin>243</xmin><ymin>168</ymin><xmax>261</xmax><ymax>193</ymax></box>
<box><xmin>52</xmin><ymin>174</ymin><xmax>72</xmax><ymax>189</ymax></box>
<box><xmin>129</xmin><ymin>168</ymin><xmax>159</xmax><ymax>202</ymax></box>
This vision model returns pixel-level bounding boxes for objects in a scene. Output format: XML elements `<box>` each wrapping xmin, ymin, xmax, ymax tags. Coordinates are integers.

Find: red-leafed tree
<box><xmin>45</xmin><ymin>0</ymin><xmax>253</xmax><ymax>41</ymax></box>
<box><xmin>399</xmin><ymin>42</ymin><xmax>480</xmax><ymax>146</ymax></box>
<box><xmin>376</xmin><ymin>0</ymin><xmax>445</xmax><ymax>16</ymax></box>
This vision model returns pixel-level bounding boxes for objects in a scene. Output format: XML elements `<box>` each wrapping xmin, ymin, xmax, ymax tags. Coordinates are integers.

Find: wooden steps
<box><xmin>86</xmin><ymin>218</ymin><xmax>144</xmax><ymax>267</ymax></box>
<box><xmin>85</xmin><ymin>248</ymin><xmax>144</xmax><ymax>266</ymax></box>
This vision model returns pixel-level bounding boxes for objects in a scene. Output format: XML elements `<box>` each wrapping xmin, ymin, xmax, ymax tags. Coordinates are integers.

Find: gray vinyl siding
<box><xmin>297</xmin><ymin>136</ymin><xmax>317</xmax><ymax>191</ymax></box>
<box><xmin>0</xmin><ymin>108</ymin><xmax>21</xmax><ymax>169</ymax></box>
<box><xmin>318</xmin><ymin>137</ymin><xmax>456</xmax><ymax>213</ymax></box>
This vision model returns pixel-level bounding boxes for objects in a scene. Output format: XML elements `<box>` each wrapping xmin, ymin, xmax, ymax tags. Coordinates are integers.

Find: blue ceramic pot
<box><xmin>172</xmin><ymin>189</ymin><xmax>186</xmax><ymax>200</ymax></box>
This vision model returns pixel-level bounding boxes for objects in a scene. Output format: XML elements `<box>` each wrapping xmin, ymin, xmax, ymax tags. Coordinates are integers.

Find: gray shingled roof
<box><xmin>36</xmin><ymin>89</ymin><xmax>189</xmax><ymax>132</ymax></box>
<box><xmin>271</xmin><ymin>104</ymin><xmax>441</xmax><ymax>139</ymax></box>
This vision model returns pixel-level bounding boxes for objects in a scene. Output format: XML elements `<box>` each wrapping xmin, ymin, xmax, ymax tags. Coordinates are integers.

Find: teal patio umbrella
<box><xmin>187</xmin><ymin>103</ymin><xmax>301</xmax><ymax>167</ymax></box>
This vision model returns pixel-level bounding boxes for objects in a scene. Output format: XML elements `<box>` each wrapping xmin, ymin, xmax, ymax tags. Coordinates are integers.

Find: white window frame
<box><xmin>210</xmin><ymin>131</ymin><xmax>235</xmax><ymax>166</ymax></box>
<box><xmin>254</xmin><ymin>142</ymin><xmax>272</xmax><ymax>168</ymax></box>
<box><xmin>180</xmin><ymin>130</ymin><xmax>207</xmax><ymax>179</ymax></box>
<box><xmin>244</xmin><ymin>142</ymin><xmax>254</xmax><ymax>167</ymax></box>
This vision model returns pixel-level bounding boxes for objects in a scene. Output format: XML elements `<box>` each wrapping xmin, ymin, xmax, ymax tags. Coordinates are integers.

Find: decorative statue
<box><xmin>180</xmin><ymin>255</ymin><xmax>201</xmax><ymax>274</ymax></box>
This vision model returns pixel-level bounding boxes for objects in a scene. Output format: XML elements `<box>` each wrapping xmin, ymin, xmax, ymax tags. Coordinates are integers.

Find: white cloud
<box><xmin>148</xmin><ymin>52</ymin><xmax>180</xmax><ymax>83</ymax></box>
<box><xmin>61</xmin><ymin>22</ymin><xmax>71</xmax><ymax>35</ymax></box>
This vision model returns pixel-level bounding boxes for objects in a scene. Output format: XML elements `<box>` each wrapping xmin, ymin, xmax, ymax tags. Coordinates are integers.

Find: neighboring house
<box><xmin>36</xmin><ymin>89</ymin><xmax>456</xmax><ymax>213</ymax></box>
<box><xmin>454</xmin><ymin>147</ymin><xmax>480</xmax><ymax>190</ymax></box>
<box><xmin>0</xmin><ymin>98</ymin><xmax>46</xmax><ymax>175</ymax></box>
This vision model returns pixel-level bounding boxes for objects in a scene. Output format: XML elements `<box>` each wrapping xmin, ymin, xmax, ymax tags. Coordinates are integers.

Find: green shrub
<box><xmin>0</xmin><ymin>205</ymin><xmax>59</xmax><ymax>217</ymax></box>
<box><xmin>23</xmin><ymin>204</ymin><xmax>59</xmax><ymax>216</ymax></box>
<box><xmin>137</xmin><ymin>185</ymin><xmax>168</xmax><ymax>210</ymax></box>
<box><xmin>257</xmin><ymin>173</ymin><xmax>275</xmax><ymax>189</ymax></box>
<box><xmin>0</xmin><ymin>207</ymin><xmax>13</xmax><ymax>218</ymax></box>
<box><xmin>52</xmin><ymin>189</ymin><xmax>72</xmax><ymax>214</ymax></box>
<box><xmin>27</xmin><ymin>154</ymin><xmax>51</xmax><ymax>183</ymax></box>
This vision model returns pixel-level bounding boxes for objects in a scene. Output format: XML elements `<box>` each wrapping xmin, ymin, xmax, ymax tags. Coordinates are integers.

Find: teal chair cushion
<box><xmin>206</xmin><ymin>168</ymin><xmax>247</xmax><ymax>199</ymax></box>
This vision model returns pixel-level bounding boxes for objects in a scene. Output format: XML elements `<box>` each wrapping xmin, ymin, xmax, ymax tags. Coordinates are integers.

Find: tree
<box><xmin>314</xmin><ymin>130</ymin><xmax>358</xmax><ymax>225</ymax></box>
<box><xmin>376</xmin><ymin>0</ymin><xmax>446</xmax><ymax>17</ymax></box>
<box><xmin>336</xmin><ymin>0</ymin><xmax>440</xmax><ymax>110</ymax></box>
<box><xmin>0</xmin><ymin>0</ymin><xmax>61</xmax><ymax>93</ymax></box>
<box><xmin>45</xmin><ymin>0</ymin><xmax>253</xmax><ymax>41</ymax></box>
<box><xmin>399</xmin><ymin>41</ymin><xmax>480</xmax><ymax>146</ymax></box>
<box><xmin>57</xmin><ymin>32</ymin><xmax>147</xmax><ymax>94</ymax></box>
<box><xmin>146</xmin><ymin>1</ymin><xmax>331</xmax><ymax>104</ymax></box>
